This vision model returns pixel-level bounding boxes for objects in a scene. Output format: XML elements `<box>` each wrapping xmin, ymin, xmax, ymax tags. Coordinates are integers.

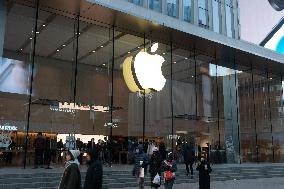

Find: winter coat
<box><xmin>149</xmin><ymin>152</ymin><xmax>162</xmax><ymax>187</ymax></box>
<box><xmin>59</xmin><ymin>163</ymin><xmax>81</xmax><ymax>189</ymax></box>
<box><xmin>196</xmin><ymin>161</ymin><xmax>212</xmax><ymax>189</ymax></box>
<box><xmin>184</xmin><ymin>144</ymin><xmax>195</xmax><ymax>163</ymax></box>
<box><xmin>132</xmin><ymin>146</ymin><xmax>149</xmax><ymax>178</ymax></box>
<box><xmin>161</xmin><ymin>159</ymin><xmax>177</xmax><ymax>181</ymax></box>
<box><xmin>83</xmin><ymin>160</ymin><xmax>103</xmax><ymax>189</ymax></box>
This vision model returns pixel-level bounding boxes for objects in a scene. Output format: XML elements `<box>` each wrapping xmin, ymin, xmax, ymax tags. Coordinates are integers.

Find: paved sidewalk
<box><xmin>113</xmin><ymin>177</ymin><xmax>284</xmax><ymax>189</ymax></box>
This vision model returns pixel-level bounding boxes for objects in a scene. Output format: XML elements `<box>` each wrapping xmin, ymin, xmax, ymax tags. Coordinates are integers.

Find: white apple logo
<box><xmin>133</xmin><ymin>43</ymin><xmax>166</xmax><ymax>91</ymax></box>
<box><xmin>122</xmin><ymin>43</ymin><xmax>166</xmax><ymax>93</ymax></box>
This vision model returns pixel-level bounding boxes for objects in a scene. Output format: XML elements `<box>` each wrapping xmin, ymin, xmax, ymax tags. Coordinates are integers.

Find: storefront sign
<box><xmin>0</xmin><ymin>125</ymin><xmax>18</xmax><ymax>131</ymax></box>
<box><xmin>123</xmin><ymin>43</ymin><xmax>166</xmax><ymax>93</ymax></box>
<box><xmin>50</xmin><ymin>102</ymin><xmax>110</xmax><ymax>113</ymax></box>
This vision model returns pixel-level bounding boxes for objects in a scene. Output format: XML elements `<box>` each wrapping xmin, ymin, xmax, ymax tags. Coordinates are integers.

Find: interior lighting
<box><xmin>100</xmin><ymin>45</ymin><xmax>104</xmax><ymax>48</ymax></box>
<box><xmin>103</xmin><ymin>63</ymin><xmax>106</xmax><ymax>66</ymax></box>
<box><xmin>174</xmin><ymin>61</ymin><xmax>176</xmax><ymax>64</ymax></box>
<box><xmin>29</xmin><ymin>37</ymin><xmax>32</xmax><ymax>40</ymax></box>
<box><xmin>42</xmin><ymin>24</ymin><xmax>46</xmax><ymax>27</ymax></box>
<box><xmin>128</xmin><ymin>51</ymin><xmax>131</xmax><ymax>54</ymax></box>
<box><xmin>62</xmin><ymin>44</ymin><xmax>66</xmax><ymax>47</ymax></box>
<box><xmin>20</xmin><ymin>49</ymin><xmax>23</xmax><ymax>51</ymax></box>
<box><xmin>163</xmin><ymin>52</ymin><xmax>166</xmax><ymax>55</ymax></box>
<box><xmin>137</xmin><ymin>46</ymin><xmax>140</xmax><ymax>49</ymax></box>
<box><xmin>56</xmin><ymin>49</ymin><xmax>60</xmax><ymax>52</ymax></box>
<box><xmin>92</xmin><ymin>50</ymin><xmax>96</xmax><ymax>53</ymax></box>
<box><xmin>185</xmin><ymin>57</ymin><xmax>188</xmax><ymax>60</ymax></box>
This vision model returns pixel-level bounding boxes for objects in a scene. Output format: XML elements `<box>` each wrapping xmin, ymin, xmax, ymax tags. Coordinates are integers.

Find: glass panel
<box><xmin>166</xmin><ymin>0</ymin><xmax>177</xmax><ymax>18</ymax></box>
<box><xmin>184</xmin><ymin>0</ymin><xmax>192</xmax><ymax>22</ymax></box>
<box><xmin>149</xmin><ymin>0</ymin><xmax>161</xmax><ymax>12</ymax></box>
<box><xmin>0</xmin><ymin>0</ymin><xmax>33</xmax><ymax>167</ymax></box>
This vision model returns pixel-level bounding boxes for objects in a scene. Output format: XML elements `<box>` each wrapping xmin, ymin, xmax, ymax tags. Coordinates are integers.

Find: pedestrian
<box><xmin>183</xmin><ymin>143</ymin><xmax>195</xmax><ymax>178</ymax></box>
<box><xmin>83</xmin><ymin>148</ymin><xmax>103</xmax><ymax>189</ymax></box>
<box><xmin>161</xmin><ymin>152</ymin><xmax>177</xmax><ymax>189</ymax></box>
<box><xmin>34</xmin><ymin>132</ymin><xmax>45</xmax><ymax>168</ymax></box>
<box><xmin>44</xmin><ymin>137</ymin><xmax>52</xmax><ymax>169</ymax></box>
<box><xmin>196</xmin><ymin>157</ymin><xmax>212</xmax><ymax>189</ymax></box>
<box><xmin>149</xmin><ymin>147</ymin><xmax>162</xmax><ymax>189</ymax></box>
<box><xmin>132</xmin><ymin>144</ymin><xmax>148</xmax><ymax>189</ymax></box>
<box><xmin>58</xmin><ymin>150</ymin><xmax>81</xmax><ymax>189</ymax></box>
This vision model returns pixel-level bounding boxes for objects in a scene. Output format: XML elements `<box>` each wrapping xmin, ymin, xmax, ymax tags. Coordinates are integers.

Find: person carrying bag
<box><xmin>161</xmin><ymin>152</ymin><xmax>177</xmax><ymax>189</ymax></box>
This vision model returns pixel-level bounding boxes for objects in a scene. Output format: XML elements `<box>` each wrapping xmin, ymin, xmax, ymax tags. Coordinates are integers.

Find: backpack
<box><xmin>163</xmin><ymin>160</ymin><xmax>175</xmax><ymax>181</ymax></box>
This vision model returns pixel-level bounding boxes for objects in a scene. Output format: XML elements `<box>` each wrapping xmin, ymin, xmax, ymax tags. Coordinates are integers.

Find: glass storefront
<box><xmin>0</xmin><ymin>0</ymin><xmax>284</xmax><ymax>172</ymax></box>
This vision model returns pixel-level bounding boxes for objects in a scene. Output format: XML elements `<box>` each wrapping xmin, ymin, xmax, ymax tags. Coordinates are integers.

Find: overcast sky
<box><xmin>239</xmin><ymin>0</ymin><xmax>283</xmax><ymax>44</ymax></box>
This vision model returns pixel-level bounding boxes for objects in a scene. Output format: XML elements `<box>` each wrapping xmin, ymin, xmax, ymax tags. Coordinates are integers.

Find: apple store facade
<box><xmin>0</xmin><ymin>0</ymin><xmax>284</xmax><ymax>170</ymax></box>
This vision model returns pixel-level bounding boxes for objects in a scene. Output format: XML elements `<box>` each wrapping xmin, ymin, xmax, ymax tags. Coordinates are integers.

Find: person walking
<box><xmin>34</xmin><ymin>132</ymin><xmax>45</xmax><ymax>168</ymax></box>
<box><xmin>161</xmin><ymin>152</ymin><xmax>177</xmax><ymax>189</ymax></box>
<box><xmin>196</xmin><ymin>157</ymin><xmax>212</xmax><ymax>189</ymax></box>
<box><xmin>149</xmin><ymin>148</ymin><xmax>162</xmax><ymax>189</ymax></box>
<box><xmin>132</xmin><ymin>144</ymin><xmax>148</xmax><ymax>189</ymax></box>
<box><xmin>83</xmin><ymin>148</ymin><xmax>103</xmax><ymax>189</ymax></box>
<box><xmin>58</xmin><ymin>150</ymin><xmax>81</xmax><ymax>189</ymax></box>
<box><xmin>183</xmin><ymin>143</ymin><xmax>195</xmax><ymax>178</ymax></box>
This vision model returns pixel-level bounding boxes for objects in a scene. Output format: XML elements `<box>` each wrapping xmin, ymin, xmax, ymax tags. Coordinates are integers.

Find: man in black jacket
<box><xmin>84</xmin><ymin>148</ymin><xmax>103</xmax><ymax>189</ymax></box>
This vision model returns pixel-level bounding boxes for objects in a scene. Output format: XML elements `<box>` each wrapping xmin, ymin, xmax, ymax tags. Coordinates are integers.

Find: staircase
<box><xmin>1</xmin><ymin>164</ymin><xmax>284</xmax><ymax>189</ymax></box>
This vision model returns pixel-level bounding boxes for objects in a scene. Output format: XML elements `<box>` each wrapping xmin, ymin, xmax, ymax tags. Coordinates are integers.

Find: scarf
<box><xmin>65</xmin><ymin>159</ymin><xmax>80</xmax><ymax>168</ymax></box>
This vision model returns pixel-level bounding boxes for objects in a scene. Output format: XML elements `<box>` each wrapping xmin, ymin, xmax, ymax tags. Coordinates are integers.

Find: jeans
<box><xmin>164</xmin><ymin>180</ymin><xmax>174</xmax><ymax>189</ymax></box>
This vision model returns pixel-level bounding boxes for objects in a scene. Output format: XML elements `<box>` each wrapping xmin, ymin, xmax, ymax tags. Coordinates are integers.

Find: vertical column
<box><xmin>220</xmin><ymin>0</ymin><xmax>226</xmax><ymax>35</ymax></box>
<box><xmin>178</xmin><ymin>0</ymin><xmax>183</xmax><ymax>20</ymax></box>
<box><xmin>143</xmin><ymin>0</ymin><xmax>149</xmax><ymax>8</ymax></box>
<box><xmin>232</xmin><ymin>0</ymin><xmax>240</xmax><ymax>39</ymax></box>
<box><xmin>193</xmin><ymin>0</ymin><xmax>199</xmax><ymax>25</ymax></box>
<box><xmin>207</xmin><ymin>0</ymin><xmax>213</xmax><ymax>30</ymax></box>
<box><xmin>0</xmin><ymin>0</ymin><xmax>7</xmax><ymax>64</ymax></box>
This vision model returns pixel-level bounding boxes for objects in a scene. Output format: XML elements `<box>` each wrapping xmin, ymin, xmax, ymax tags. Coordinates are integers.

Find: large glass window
<box><xmin>131</xmin><ymin>0</ymin><xmax>143</xmax><ymax>6</ymax></box>
<box><xmin>184</xmin><ymin>0</ymin><xmax>192</xmax><ymax>22</ymax></box>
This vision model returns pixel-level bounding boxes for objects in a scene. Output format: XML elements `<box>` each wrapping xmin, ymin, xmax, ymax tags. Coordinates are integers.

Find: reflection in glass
<box><xmin>131</xmin><ymin>0</ymin><xmax>143</xmax><ymax>6</ymax></box>
<box><xmin>198</xmin><ymin>0</ymin><xmax>208</xmax><ymax>27</ymax></box>
<box><xmin>225</xmin><ymin>3</ymin><xmax>233</xmax><ymax>37</ymax></box>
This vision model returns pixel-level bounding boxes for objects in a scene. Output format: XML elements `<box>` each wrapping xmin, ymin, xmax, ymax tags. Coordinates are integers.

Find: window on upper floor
<box><xmin>166</xmin><ymin>0</ymin><xmax>178</xmax><ymax>18</ymax></box>
<box><xmin>225</xmin><ymin>0</ymin><xmax>234</xmax><ymax>37</ymax></box>
<box><xmin>131</xmin><ymin>0</ymin><xmax>143</xmax><ymax>6</ymax></box>
<box><xmin>198</xmin><ymin>0</ymin><xmax>209</xmax><ymax>28</ymax></box>
<box><xmin>184</xmin><ymin>0</ymin><xmax>192</xmax><ymax>22</ymax></box>
<box><xmin>149</xmin><ymin>0</ymin><xmax>161</xmax><ymax>12</ymax></box>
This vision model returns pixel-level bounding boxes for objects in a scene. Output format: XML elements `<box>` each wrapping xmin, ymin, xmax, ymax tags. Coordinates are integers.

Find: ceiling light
<box><xmin>62</xmin><ymin>44</ymin><xmax>66</xmax><ymax>47</ymax></box>
<box><xmin>137</xmin><ymin>46</ymin><xmax>140</xmax><ymax>49</ymax></box>
<box><xmin>163</xmin><ymin>52</ymin><xmax>166</xmax><ymax>55</ymax></box>
<box><xmin>270</xmin><ymin>77</ymin><xmax>272</xmax><ymax>80</ymax></box>
<box><xmin>100</xmin><ymin>45</ymin><xmax>104</xmax><ymax>48</ymax></box>
<box><xmin>92</xmin><ymin>50</ymin><xmax>96</xmax><ymax>53</ymax></box>
<box><xmin>29</xmin><ymin>37</ymin><xmax>32</xmax><ymax>40</ymax></box>
<box><xmin>185</xmin><ymin>57</ymin><xmax>188</xmax><ymax>60</ymax></box>
<box><xmin>20</xmin><ymin>49</ymin><xmax>23</xmax><ymax>51</ymax></box>
<box><xmin>56</xmin><ymin>49</ymin><xmax>60</xmax><ymax>52</ymax></box>
<box><xmin>128</xmin><ymin>51</ymin><xmax>131</xmax><ymax>54</ymax></box>
<box><xmin>174</xmin><ymin>61</ymin><xmax>176</xmax><ymax>64</ymax></box>
<box><xmin>42</xmin><ymin>24</ymin><xmax>46</xmax><ymax>27</ymax></box>
<box><xmin>192</xmin><ymin>75</ymin><xmax>194</xmax><ymax>78</ymax></box>
<box><xmin>36</xmin><ymin>31</ymin><xmax>39</xmax><ymax>34</ymax></box>
<box><xmin>103</xmin><ymin>63</ymin><xmax>106</xmax><ymax>66</ymax></box>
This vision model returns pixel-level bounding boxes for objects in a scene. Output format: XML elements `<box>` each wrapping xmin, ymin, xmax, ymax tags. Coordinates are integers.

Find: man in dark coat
<box><xmin>84</xmin><ymin>148</ymin><xmax>103</xmax><ymax>189</ymax></box>
<box><xmin>183</xmin><ymin>143</ymin><xmax>195</xmax><ymax>177</ymax></box>
<box><xmin>196</xmin><ymin>157</ymin><xmax>212</xmax><ymax>189</ymax></box>
<box><xmin>149</xmin><ymin>148</ymin><xmax>162</xmax><ymax>189</ymax></box>
<box><xmin>34</xmin><ymin>132</ymin><xmax>45</xmax><ymax>168</ymax></box>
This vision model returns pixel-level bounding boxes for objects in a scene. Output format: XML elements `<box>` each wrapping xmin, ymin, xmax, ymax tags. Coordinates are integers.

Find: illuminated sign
<box><xmin>123</xmin><ymin>43</ymin><xmax>166</xmax><ymax>93</ymax></box>
<box><xmin>50</xmin><ymin>102</ymin><xmax>110</xmax><ymax>113</ymax></box>
<box><xmin>0</xmin><ymin>125</ymin><xmax>18</xmax><ymax>131</ymax></box>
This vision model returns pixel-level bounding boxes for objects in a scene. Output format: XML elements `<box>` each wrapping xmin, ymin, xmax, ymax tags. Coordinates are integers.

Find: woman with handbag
<box><xmin>161</xmin><ymin>152</ymin><xmax>177</xmax><ymax>189</ymax></box>
<box><xmin>149</xmin><ymin>148</ymin><xmax>162</xmax><ymax>188</ymax></box>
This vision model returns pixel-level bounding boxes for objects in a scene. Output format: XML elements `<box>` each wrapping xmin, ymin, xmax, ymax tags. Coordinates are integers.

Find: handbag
<box><xmin>152</xmin><ymin>173</ymin><xmax>161</xmax><ymax>185</ymax></box>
